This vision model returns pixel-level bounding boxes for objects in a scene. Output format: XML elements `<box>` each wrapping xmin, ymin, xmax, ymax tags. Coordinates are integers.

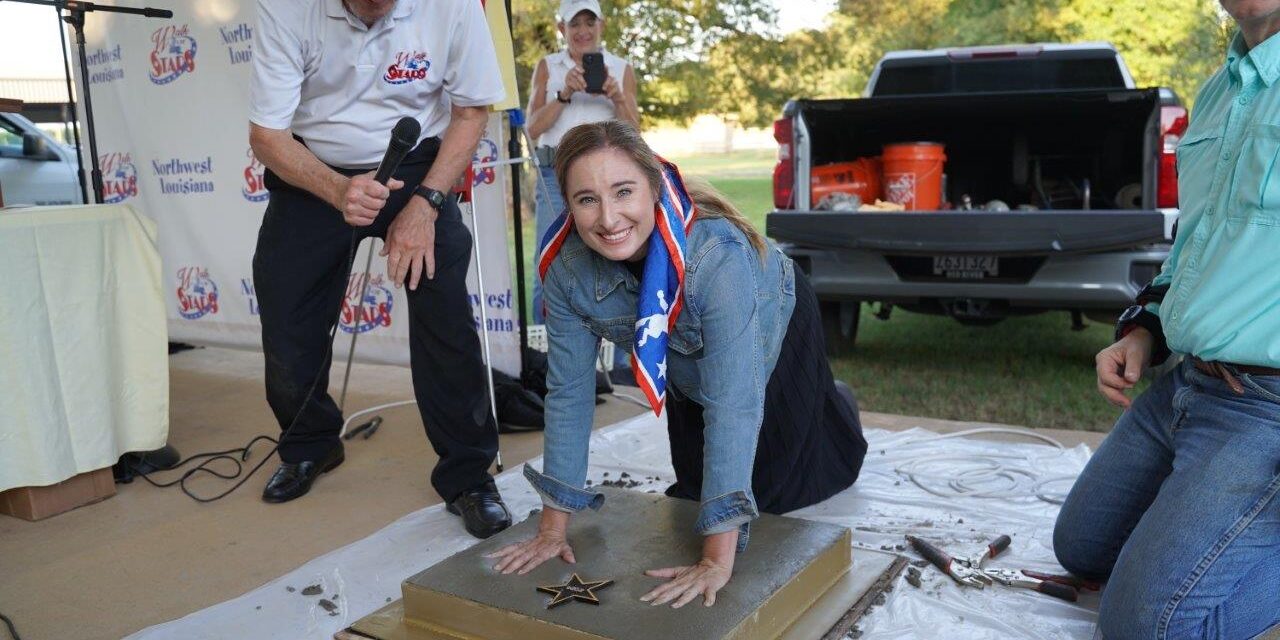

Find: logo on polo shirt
<box><xmin>383</xmin><ymin>50</ymin><xmax>430</xmax><ymax>84</ymax></box>
<box><xmin>101</xmin><ymin>152</ymin><xmax>138</xmax><ymax>203</ymax></box>
<box><xmin>176</xmin><ymin>267</ymin><xmax>220</xmax><ymax>320</ymax></box>
<box><xmin>340</xmin><ymin>273</ymin><xmax>394</xmax><ymax>334</ymax></box>
<box><xmin>243</xmin><ymin>149</ymin><xmax>269</xmax><ymax>202</ymax></box>
<box><xmin>148</xmin><ymin>24</ymin><xmax>197</xmax><ymax>85</ymax></box>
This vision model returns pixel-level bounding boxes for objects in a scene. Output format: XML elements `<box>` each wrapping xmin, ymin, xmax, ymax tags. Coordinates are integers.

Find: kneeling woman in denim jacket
<box><xmin>488</xmin><ymin>120</ymin><xmax>868</xmax><ymax>608</ymax></box>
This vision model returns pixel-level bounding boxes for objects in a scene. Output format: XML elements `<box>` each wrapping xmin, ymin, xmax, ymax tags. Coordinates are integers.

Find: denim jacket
<box><xmin>524</xmin><ymin>216</ymin><xmax>797</xmax><ymax>550</ymax></box>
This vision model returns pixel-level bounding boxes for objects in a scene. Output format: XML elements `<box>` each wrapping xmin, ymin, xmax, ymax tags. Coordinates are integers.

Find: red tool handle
<box><xmin>1035</xmin><ymin>580</ymin><xmax>1078</xmax><ymax>602</ymax></box>
<box><xmin>986</xmin><ymin>534</ymin><xmax>1012</xmax><ymax>560</ymax></box>
<box><xmin>906</xmin><ymin>535</ymin><xmax>953</xmax><ymax>573</ymax></box>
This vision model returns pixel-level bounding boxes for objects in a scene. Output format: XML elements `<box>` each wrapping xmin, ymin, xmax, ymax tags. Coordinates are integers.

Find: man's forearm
<box><xmin>248</xmin><ymin>124</ymin><xmax>347</xmax><ymax>209</ymax></box>
<box><xmin>422</xmin><ymin>105</ymin><xmax>489</xmax><ymax>194</ymax></box>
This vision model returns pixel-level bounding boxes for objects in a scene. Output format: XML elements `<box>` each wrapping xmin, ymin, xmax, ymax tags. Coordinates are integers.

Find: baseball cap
<box><xmin>558</xmin><ymin>0</ymin><xmax>602</xmax><ymax>21</ymax></box>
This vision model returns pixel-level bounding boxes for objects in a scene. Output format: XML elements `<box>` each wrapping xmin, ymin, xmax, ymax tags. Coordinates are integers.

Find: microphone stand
<box><xmin>4</xmin><ymin>0</ymin><xmax>172</xmax><ymax>203</ymax></box>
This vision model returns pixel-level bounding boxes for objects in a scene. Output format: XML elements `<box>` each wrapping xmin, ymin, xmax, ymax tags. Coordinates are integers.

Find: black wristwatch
<box><xmin>555</xmin><ymin>89</ymin><xmax>571</xmax><ymax>104</ymax></box>
<box><xmin>1115</xmin><ymin>305</ymin><xmax>1172</xmax><ymax>365</ymax></box>
<box><xmin>413</xmin><ymin>185</ymin><xmax>447</xmax><ymax>210</ymax></box>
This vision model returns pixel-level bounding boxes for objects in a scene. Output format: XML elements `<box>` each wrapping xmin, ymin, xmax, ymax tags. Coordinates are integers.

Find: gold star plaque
<box><xmin>536</xmin><ymin>573</ymin><xmax>614</xmax><ymax>608</ymax></box>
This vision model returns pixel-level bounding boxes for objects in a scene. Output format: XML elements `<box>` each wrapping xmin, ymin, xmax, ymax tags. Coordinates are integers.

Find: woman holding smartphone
<box><xmin>527</xmin><ymin>0</ymin><xmax>642</xmax><ymax>378</ymax></box>
<box><xmin>487</xmin><ymin>121</ymin><xmax>868</xmax><ymax>609</ymax></box>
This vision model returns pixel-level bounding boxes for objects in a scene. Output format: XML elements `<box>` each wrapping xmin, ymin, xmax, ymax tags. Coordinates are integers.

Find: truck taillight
<box><xmin>773</xmin><ymin>118</ymin><xmax>794</xmax><ymax>209</ymax></box>
<box><xmin>1157</xmin><ymin>105</ymin><xmax>1188</xmax><ymax>208</ymax></box>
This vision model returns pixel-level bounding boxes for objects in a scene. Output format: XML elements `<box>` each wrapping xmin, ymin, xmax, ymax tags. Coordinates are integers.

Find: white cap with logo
<box><xmin>558</xmin><ymin>0</ymin><xmax>602</xmax><ymax>21</ymax></box>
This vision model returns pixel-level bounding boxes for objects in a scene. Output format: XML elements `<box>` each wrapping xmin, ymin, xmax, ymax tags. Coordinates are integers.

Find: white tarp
<box><xmin>127</xmin><ymin>414</ymin><xmax>1099</xmax><ymax>640</ymax></box>
<box><xmin>68</xmin><ymin>1</ymin><xmax>521</xmax><ymax>375</ymax></box>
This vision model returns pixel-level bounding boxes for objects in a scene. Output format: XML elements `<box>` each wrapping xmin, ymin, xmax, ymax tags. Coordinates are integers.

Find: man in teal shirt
<box><xmin>1054</xmin><ymin>2</ymin><xmax>1280</xmax><ymax>637</ymax></box>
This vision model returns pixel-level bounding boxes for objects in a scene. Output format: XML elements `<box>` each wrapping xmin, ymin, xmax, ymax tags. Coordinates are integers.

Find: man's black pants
<box><xmin>252</xmin><ymin>144</ymin><xmax>496</xmax><ymax>502</ymax></box>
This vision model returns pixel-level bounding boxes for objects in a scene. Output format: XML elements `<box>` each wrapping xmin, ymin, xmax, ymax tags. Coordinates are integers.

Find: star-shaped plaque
<box><xmin>536</xmin><ymin>573</ymin><xmax>614</xmax><ymax>608</ymax></box>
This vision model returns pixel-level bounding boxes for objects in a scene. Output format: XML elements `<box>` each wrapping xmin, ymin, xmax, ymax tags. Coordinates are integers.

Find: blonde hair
<box><xmin>554</xmin><ymin>120</ymin><xmax>767</xmax><ymax>256</ymax></box>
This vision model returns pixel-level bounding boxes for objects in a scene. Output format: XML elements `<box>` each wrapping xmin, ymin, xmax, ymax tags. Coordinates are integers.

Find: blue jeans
<box><xmin>1054</xmin><ymin>359</ymin><xmax>1280</xmax><ymax>640</ymax></box>
<box><xmin>532</xmin><ymin>163</ymin><xmax>630</xmax><ymax>371</ymax></box>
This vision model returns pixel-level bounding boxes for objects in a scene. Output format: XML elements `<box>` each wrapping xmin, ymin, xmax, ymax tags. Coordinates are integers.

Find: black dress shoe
<box><xmin>446</xmin><ymin>482</ymin><xmax>512</xmax><ymax>539</ymax></box>
<box><xmin>262</xmin><ymin>445</ymin><xmax>344</xmax><ymax>504</ymax></box>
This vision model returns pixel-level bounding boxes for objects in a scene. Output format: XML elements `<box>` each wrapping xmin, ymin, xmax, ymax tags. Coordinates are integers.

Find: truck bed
<box><xmin>788</xmin><ymin>88</ymin><xmax>1163</xmax><ymax>213</ymax></box>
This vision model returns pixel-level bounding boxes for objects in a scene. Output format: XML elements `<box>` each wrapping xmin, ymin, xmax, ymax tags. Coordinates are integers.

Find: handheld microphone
<box><xmin>373</xmin><ymin>117</ymin><xmax>421</xmax><ymax>185</ymax></box>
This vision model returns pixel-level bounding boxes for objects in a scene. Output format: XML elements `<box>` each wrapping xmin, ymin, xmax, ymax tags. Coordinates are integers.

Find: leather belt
<box><xmin>1190</xmin><ymin>357</ymin><xmax>1280</xmax><ymax>395</ymax></box>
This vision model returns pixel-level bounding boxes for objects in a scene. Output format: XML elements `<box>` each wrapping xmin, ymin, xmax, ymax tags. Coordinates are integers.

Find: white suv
<box><xmin>0</xmin><ymin>113</ymin><xmax>83</xmax><ymax>206</ymax></box>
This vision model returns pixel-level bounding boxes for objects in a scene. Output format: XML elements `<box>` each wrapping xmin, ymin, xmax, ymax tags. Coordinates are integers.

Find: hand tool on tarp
<box><xmin>905</xmin><ymin>534</ymin><xmax>1081</xmax><ymax>601</ymax></box>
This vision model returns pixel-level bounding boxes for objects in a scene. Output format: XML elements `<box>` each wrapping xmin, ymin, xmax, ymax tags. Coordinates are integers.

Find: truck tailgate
<box><xmin>766</xmin><ymin>210</ymin><xmax>1169</xmax><ymax>256</ymax></box>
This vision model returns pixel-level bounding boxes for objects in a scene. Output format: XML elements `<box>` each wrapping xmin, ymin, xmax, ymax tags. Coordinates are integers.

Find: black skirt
<box><xmin>664</xmin><ymin>270</ymin><xmax>868</xmax><ymax>513</ymax></box>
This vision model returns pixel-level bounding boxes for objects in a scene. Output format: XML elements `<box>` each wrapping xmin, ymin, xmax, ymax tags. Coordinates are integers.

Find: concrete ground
<box><xmin>0</xmin><ymin>347</ymin><xmax>1106</xmax><ymax>640</ymax></box>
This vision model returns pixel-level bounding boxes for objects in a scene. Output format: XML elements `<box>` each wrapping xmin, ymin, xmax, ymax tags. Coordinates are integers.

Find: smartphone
<box><xmin>583</xmin><ymin>52</ymin><xmax>606</xmax><ymax>94</ymax></box>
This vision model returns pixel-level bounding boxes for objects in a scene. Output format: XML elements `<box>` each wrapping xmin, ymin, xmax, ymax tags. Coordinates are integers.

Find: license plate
<box><xmin>933</xmin><ymin>255</ymin><xmax>999</xmax><ymax>279</ymax></box>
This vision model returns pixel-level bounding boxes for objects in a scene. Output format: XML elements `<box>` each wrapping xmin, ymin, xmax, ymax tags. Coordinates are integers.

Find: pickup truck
<box><xmin>0</xmin><ymin>112</ymin><xmax>83</xmax><ymax>206</ymax></box>
<box><xmin>765</xmin><ymin>43</ymin><xmax>1186</xmax><ymax>351</ymax></box>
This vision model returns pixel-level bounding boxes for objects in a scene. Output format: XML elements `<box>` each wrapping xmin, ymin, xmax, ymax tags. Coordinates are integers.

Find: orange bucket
<box><xmin>811</xmin><ymin>157</ymin><xmax>881</xmax><ymax>205</ymax></box>
<box><xmin>882</xmin><ymin>142</ymin><xmax>946</xmax><ymax>210</ymax></box>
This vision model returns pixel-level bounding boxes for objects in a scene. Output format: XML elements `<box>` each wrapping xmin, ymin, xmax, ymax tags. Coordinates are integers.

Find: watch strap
<box><xmin>1115</xmin><ymin>306</ymin><xmax>1172</xmax><ymax>366</ymax></box>
<box><xmin>414</xmin><ymin>185</ymin><xmax>446</xmax><ymax>209</ymax></box>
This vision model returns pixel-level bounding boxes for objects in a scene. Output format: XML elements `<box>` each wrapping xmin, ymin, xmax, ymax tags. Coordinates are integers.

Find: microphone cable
<box><xmin>136</xmin><ymin>118</ymin><xmax>422</xmax><ymax>502</ymax></box>
<box><xmin>133</xmin><ymin>232</ymin><xmax>361</xmax><ymax>503</ymax></box>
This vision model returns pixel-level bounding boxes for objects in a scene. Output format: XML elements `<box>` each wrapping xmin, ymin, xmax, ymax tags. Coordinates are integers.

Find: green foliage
<box><xmin>510</xmin><ymin>0</ymin><xmax>778</xmax><ymax>124</ymax></box>
<box><xmin>509</xmin><ymin>0</ymin><xmax>1235</xmax><ymax>129</ymax></box>
<box><xmin>822</xmin><ymin>0</ymin><xmax>1232</xmax><ymax>106</ymax></box>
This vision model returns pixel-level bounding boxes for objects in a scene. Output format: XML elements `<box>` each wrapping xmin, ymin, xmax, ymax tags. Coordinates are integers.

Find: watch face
<box><xmin>1119</xmin><ymin>305</ymin><xmax>1142</xmax><ymax>323</ymax></box>
<box><xmin>417</xmin><ymin>186</ymin><xmax>444</xmax><ymax>207</ymax></box>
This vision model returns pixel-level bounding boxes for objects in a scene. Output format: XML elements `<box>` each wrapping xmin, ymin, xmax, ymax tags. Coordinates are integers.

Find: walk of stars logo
<box><xmin>536</xmin><ymin>574</ymin><xmax>614</xmax><ymax>608</ymax></box>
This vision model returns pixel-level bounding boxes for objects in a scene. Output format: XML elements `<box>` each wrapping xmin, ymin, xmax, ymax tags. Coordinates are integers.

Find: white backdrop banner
<box><xmin>70</xmin><ymin>1</ymin><xmax>521</xmax><ymax>376</ymax></box>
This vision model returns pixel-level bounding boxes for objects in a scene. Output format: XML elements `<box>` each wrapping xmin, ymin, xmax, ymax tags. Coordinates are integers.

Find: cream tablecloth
<box><xmin>0</xmin><ymin>204</ymin><xmax>168</xmax><ymax>492</ymax></box>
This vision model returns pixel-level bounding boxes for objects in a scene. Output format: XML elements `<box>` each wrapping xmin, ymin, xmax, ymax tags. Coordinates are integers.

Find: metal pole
<box><xmin>54</xmin><ymin>7</ymin><xmax>87</xmax><ymax>204</ymax></box>
<box><xmin>337</xmin><ymin>238</ymin><xmax>376</xmax><ymax>414</ymax></box>
<box><xmin>504</xmin><ymin>0</ymin><xmax>529</xmax><ymax>378</ymax></box>
<box><xmin>64</xmin><ymin>8</ymin><xmax>103</xmax><ymax>202</ymax></box>
<box><xmin>468</xmin><ymin>198</ymin><xmax>504</xmax><ymax>473</ymax></box>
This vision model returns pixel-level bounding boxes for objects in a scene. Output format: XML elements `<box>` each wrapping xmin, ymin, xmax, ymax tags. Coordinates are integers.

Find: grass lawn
<box><xmin>509</xmin><ymin>150</ymin><xmax>1135</xmax><ymax>431</ymax></box>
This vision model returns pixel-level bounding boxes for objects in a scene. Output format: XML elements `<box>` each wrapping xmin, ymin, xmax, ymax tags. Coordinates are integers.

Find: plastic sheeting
<box><xmin>127</xmin><ymin>413</ymin><xmax>1098</xmax><ymax>640</ymax></box>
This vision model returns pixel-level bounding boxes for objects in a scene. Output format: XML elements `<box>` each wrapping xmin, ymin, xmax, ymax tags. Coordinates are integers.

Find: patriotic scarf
<box><xmin>537</xmin><ymin>157</ymin><xmax>697</xmax><ymax>415</ymax></box>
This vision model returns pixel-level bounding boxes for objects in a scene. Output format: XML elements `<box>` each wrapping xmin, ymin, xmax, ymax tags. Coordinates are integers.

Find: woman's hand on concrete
<box><xmin>486</xmin><ymin>508</ymin><xmax>575</xmax><ymax>575</ymax></box>
<box><xmin>641</xmin><ymin>557</ymin><xmax>734</xmax><ymax>608</ymax></box>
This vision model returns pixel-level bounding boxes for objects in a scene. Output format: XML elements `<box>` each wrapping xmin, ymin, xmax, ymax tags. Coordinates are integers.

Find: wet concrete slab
<box><xmin>346</xmin><ymin>487</ymin><xmax>872</xmax><ymax>640</ymax></box>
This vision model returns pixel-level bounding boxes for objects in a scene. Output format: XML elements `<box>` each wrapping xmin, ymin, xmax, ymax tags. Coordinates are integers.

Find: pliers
<box><xmin>906</xmin><ymin>534</ymin><xmax>1085</xmax><ymax>602</ymax></box>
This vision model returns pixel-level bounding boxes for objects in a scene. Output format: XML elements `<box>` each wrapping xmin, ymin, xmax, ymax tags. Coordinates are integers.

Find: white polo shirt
<box><xmin>250</xmin><ymin>0</ymin><xmax>505</xmax><ymax>168</ymax></box>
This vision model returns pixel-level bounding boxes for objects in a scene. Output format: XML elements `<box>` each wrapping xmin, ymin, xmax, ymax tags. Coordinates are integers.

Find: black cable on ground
<box><xmin>1</xmin><ymin>611</ymin><xmax>22</xmax><ymax>640</ymax></box>
<box><xmin>135</xmin><ymin>233</ymin><xmax>358</xmax><ymax>503</ymax></box>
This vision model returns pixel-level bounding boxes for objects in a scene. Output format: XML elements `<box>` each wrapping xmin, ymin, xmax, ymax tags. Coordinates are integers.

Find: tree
<box><xmin>508</xmin><ymin>0</ymin><xmax>1232</xmax><ymax>129</ymax></box>
<box><xmin>509</xmin><ymin>0</ymin><xmax>778</xmax><ymax>125</ymax></box>
<box><xmin>821</xmin><ymin>0</ymin><xmax>1230</xmax><ymax>106</ymax></box>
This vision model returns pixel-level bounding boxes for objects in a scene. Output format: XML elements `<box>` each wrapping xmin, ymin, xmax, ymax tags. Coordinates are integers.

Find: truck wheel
<box><xmin>820</xmin><ymin>301</ymin><xmax>860</xmax><ymax>354</ymax></box>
